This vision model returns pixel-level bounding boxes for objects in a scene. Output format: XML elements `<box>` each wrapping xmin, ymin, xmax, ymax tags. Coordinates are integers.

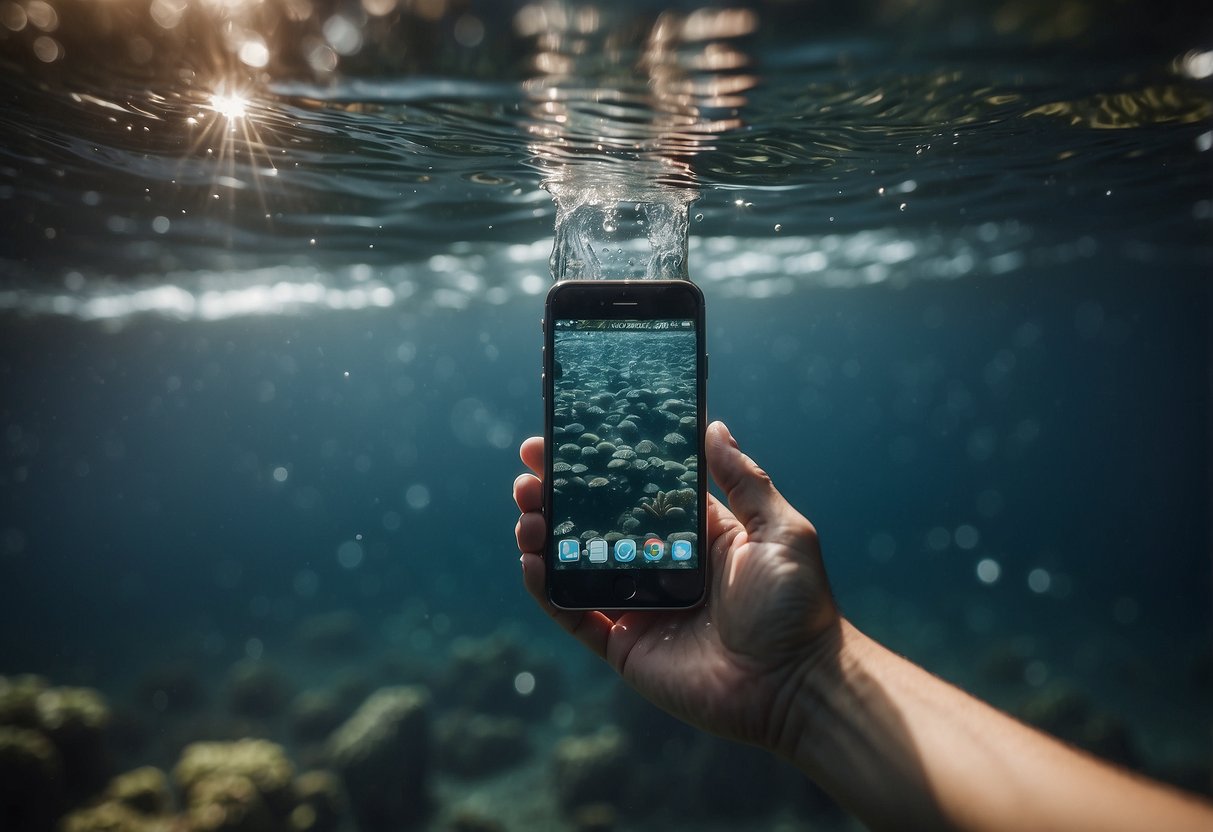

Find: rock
<box><xmin>434</xmin><ymin>712</ymin><xmax>528</xmax><ymax>777</ymax></box>
<box><xmin>225</xmin><ymin>662</ymin><xmax>292</xmax><ymax>719</ymax></box>
<box><xmin>328</xmin><ymin>687</ymin><xmax>430</xmax><ymax>830</ymax></box>
<box><xmin>570</xmin><ymin>464</ymin><xmax>589</xmax><ymax>475</ymax></box>
<box><xmin>587</xmin><ymin>478</ymin><xmax>610</xmax><ymax>489</ymax></box>
<box><xmin>669</xmin><ymin>489</ymin><xmax>695</xmax><ymax>507</ymax></box>
<box><xmin>552</xmin><ymin>462</ymin><xmax>573</xmax><ymax>475</ymax></box>
<box><xmin>679</xmin><ymin>416</ymin><xmax>696</xmax><ymax>431</ymax></box>
<box><xmin>662</xmin><ymin>461</ymin><xmax>687</xmax><ymax>476</ymax></box>
<box><xmin>578</xmin><ymin>433</ymin><xmax>600</xmax><ymax>446</ymax></box>
<box><xmin>663</xmin><ymin>433</ymin><xmax>687</xmax><ymax>447</ymax></box>
<box><xmin>611</xmin><ymin>449</ymin><xmax>636</xmax><ymax>460</ymax></box>
<box><xmin>558</xmin><ymin>443</ymin><xmax>581</xmax><ymax>461</ymax></box>
<box><xmin>634</xmin><ymin>440</ymin><xmax>657</xmax><ymax>455</ymax></box>
<box><xmin>606</xmin><ymin>459</ymin><xmax>629</xmax><ymax>471</ymax></box>
<box><xmin>594</xmin><ymin>441</ymin><xmax>617</xmax><ymax>454</ymax></box>
<box><xmin>554</xmin><ymin>520</ymin><xmax>576</xmax><ymax>536</ymax></box>
<box><xmin>580</xmin><ymin>446</ymin><xmax>598</xmax><ymax>461</ymax></box>
<box><xmin>565</xmin><ymin>423</ymin><xmax>585</xmax><ymax>435</ymax></box>
<box><xmin>621</xmin><ymin>518</ymin><xmax>640</xmax><ymax>533</ymax></box>
<box><xmin>552</xmin><ymin>729</ymin><xmax>627</xmax><ymax>813</ymax></box>
<box><xmin>616</xmin><ymin>421</ymin><xmax>639</xmax><ymax>440</ymax></box>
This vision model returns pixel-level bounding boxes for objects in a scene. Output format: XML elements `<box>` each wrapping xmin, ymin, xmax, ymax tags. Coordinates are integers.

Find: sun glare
<box><xmin>210</xmin><ymin>91</ymin><xmax>249</xmax><ymax>120</ymax></box>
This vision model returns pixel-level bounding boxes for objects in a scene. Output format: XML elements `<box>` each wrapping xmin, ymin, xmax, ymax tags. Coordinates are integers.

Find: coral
<box><xmin>551</xmin><ymin>728</ymin><xmax>627</xmax><ymax>813</ymax></box>
<box><xmin>434</xmin><ymin>712</ymin><xmax>528</xmax><ymax>777</ymax></box>
<box><xmin>327</xmin><ymin>687</ymin><xmax>430</xmax><ymax>830</ymax></box>
<box><xmin>59</xmin><ymin>800</ymin><xmax>175</xmax><ymax>832</ymax></box>
<box><xmin>0</xmin><ymin>675</ymin><xmax>47</xmax><ymax>728</ymax></box>
<box><xmin>289</xmin><ymin>771</ymin><xmax>344</xmax><ymax>832</ymax></box>
<box><xmin>59</xmin><ymin>768</ymin><xmax>175</xmax><ymax>832</ymax></box>
<box><xmin>0</xmin><ymin>676</ymin><xmax>113</xmax><ymax>806</ymax></box>
<box><xmin>184</xmin><ymin>773</ymin><xmax>275</xmax><ymax>832</ymax></box>
<box><xmin>34</xmin><ymin>685</ymin><xmax>112</xmax><ymax>799</ymax></box>
<box><xmin>174</xmin><ymin>739</ymin><xmax>296</xmax><ymax>816</ymax></box>
<box><xmin>104</xmin><ymin>766</ymin><xmax>173</xmax><ymax>815</ymax></box>
<box><xmin>0</xmin><ymin>725</ymin><xmax>64</xmax><ymax>832</ymax></box>
<box><xmin>640</xmin><ymin>491</ymin><xmax>676</xmax><ymax>519</ymax></box>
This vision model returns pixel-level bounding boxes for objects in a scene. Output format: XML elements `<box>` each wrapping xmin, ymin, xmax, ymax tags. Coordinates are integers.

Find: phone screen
<box><xmin>548</xmin><ymin>316</ymin><xmax>702</xmax><ymax>572</ymax></box>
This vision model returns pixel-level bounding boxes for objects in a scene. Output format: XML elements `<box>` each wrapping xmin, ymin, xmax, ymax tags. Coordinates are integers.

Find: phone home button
<box><xmin>614</xmin><ymin>575</ymin><xmax>637</xmax><ymax>602</ymax></box>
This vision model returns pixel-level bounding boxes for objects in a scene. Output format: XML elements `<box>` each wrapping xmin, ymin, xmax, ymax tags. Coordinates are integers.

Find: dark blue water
<box><xmin>1</xmin><ymin>0</ymin><xmax>1211</xmax><ymax>829</ymax></box>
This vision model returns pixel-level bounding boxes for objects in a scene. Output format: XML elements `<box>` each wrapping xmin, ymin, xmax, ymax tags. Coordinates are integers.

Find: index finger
<box><xmin>520</xmin><ymin>436</ymin><xmax>543</xmax><ymax>477</ymax></box>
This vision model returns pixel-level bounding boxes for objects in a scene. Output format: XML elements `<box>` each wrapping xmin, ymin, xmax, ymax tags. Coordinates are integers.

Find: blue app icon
<box><xmin>614</xmin><ymin>539</ymin><xmax>636</xmax><ymax>562</ymax></box>
<box><xmin>671</xmin><ymin>540</ymin><xmax>693</xmax><ymax>561</ymax></box>
<box><xmin>558</xmin><ymin>539</ymin><xmax>580</xmax><ymax>562</ymax></box>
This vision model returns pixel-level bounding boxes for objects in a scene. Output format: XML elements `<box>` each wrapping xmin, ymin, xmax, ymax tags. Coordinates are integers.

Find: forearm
<box><xmin>782</xmin><ymin>619</ymin><xmax>1213</xmax><ymax>832</ymax></box>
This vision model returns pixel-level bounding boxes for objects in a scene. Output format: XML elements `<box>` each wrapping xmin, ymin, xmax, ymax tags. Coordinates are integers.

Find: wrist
<box><xmin>767</xmin><ymin>618</ymin><xmax>875</xmax><ymax>769</ymax></box>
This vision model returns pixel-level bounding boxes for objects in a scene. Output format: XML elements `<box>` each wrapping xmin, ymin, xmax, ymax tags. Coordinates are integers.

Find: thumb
<box><xmin>706</xmin><ymin>421</ymin><xmax>809</xmax><ymax>546</ymax></box>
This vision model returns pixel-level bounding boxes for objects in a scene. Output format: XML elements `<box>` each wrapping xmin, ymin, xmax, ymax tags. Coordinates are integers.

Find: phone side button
<box><xmin>540</xmin><ymin>372</ymin><xmax>545</xmax><ymax>398</ymax></box>
<box><xmin>614</xmin><ymin>575</ymin><xmax>637</xmax><ymax>601</ymax></box>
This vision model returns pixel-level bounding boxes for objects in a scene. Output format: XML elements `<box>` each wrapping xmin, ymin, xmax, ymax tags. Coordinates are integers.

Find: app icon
<box><xmin>587</xmin><ymin>538</ymin><xmax>608</xmax><ymax>563</ymax></box>
<box><xmin>558</xmin><ymin>539</ymin><xmax>581</xmax><ymax>562</ymax></box>
<box><xmin>671</xmin><ymin>540</ymin><xmax>693</xmax><ymax>561</ymax></box>
<box><xmin>643</xmin><ymin>538</ymin><xmax>665</xmax><ymax>562</ymax></box>
<box><xmin>614</xmin><ymin>538</ymin><xmax>636</xmax><ymax>563</ymax></box>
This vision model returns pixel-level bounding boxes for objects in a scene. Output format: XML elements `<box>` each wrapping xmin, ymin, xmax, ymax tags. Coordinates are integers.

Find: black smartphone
<box><xmin>542</xmin><ymin>279</ymin><xmax>708</xmax><ymax>610</ymax></box>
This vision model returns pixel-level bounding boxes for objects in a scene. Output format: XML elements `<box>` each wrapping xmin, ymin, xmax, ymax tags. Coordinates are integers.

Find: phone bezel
<box><xmin>542</xmin><ymin>279</ymin><xmax>708</xmax><ymax>610</ymax></box>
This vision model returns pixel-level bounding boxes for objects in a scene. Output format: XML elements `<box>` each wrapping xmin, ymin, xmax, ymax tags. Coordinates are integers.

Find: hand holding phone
<box><xmin>542</xmin><ymin>280</ymin><xmax>708</xmax><ymax>609</ymax></box>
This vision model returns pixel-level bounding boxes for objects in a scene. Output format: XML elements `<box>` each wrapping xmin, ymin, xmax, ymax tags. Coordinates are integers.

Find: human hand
<box><xmin>513</xmin><ymin>420</ymin><xmax>841</xmax><ymax>754</ymax></box>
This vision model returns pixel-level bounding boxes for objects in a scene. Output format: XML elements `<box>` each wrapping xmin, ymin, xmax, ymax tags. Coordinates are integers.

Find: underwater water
<box><xmin>1</xmin><ymin>0</ymin><xmax>1211</xmax><ymax>830</ymax></box>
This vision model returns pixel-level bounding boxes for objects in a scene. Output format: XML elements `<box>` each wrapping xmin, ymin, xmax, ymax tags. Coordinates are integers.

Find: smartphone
<box><xmin>542</xmin><ymin>279</ymin><xmax>707</xmax><ymax>610</ymax></box>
